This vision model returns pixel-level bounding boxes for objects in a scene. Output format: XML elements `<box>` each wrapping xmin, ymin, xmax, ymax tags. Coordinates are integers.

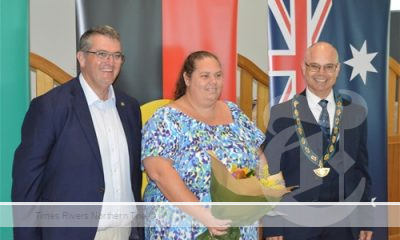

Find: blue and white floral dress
<box><xmin>141</xmin><ymin>101</ymin><xmax>265</xmax><ymax>240</ymax></box>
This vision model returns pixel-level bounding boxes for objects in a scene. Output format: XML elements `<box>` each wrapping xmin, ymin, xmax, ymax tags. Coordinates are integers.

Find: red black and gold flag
<box><xmin>76</xmin><ymin>0</ymin><xmax>237</xmax><ymax>103</ymax></box>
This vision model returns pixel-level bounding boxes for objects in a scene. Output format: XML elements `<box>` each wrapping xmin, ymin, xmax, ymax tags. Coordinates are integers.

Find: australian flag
<box><xmin>268</xmin><ymin>0</ymin><xmax>390</xmax><ymax>237</ymax></box>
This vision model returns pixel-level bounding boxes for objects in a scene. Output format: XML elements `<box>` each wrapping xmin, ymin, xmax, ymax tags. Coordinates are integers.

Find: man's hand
<box><xmin>359</xmin><ymin>230</ymin><xmax>373</xmax><ymax>240</ymax></box>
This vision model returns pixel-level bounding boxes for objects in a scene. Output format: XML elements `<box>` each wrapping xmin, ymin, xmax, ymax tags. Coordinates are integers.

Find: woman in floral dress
<box><xmin>142</xmin><ymin>51</ymin><xmax>265</xmax><ymax>239</ymax></box>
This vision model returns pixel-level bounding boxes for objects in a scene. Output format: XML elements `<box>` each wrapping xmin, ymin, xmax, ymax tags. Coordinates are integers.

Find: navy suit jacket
<box><xmin>263</xmin><ymin>91</ymin><xmax>372</xmax><ymax>239</ymax></box>
<box><xmin>12</xmin><ymin>78</ymin><xmax>144</xmax><ymax>240</ymax></box>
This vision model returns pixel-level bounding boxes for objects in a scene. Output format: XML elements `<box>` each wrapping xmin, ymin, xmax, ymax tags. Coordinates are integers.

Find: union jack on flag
<box><xmin>268</xmin><ymin>0</ymin><xmax>333</xmax><ymax>104</ymax></box>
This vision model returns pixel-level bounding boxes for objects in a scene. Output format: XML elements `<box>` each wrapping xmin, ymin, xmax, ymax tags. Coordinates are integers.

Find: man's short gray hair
<box><xmin>78</xmin><ymin>25</ymin><xmax>121</xmax><ymax>52</ymax></box>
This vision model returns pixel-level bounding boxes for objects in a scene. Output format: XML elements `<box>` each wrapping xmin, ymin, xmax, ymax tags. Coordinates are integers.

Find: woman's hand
<box><xmin>199</xmin><ymin>208</ymin><xmax>231</xmax><ymax>236</ymax></box>
<box><xmin>266</xmin><ymin>236</ymin><xmax>283</xmax><ymax>240</ymax></box>
<box><xmin>359</xmin><ymin>230</ymin><xmax>373</xmax><ymax>240</ymax></box>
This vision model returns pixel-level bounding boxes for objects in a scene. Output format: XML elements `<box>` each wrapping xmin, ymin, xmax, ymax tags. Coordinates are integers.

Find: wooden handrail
<box><xmin>388</xmin><ymin>56</ymin><xmax>400</xmax><ymax>137</ymax></box>
<box><xmin>389</xmin><ymin>135</ymin><xmax>400</xmax><ymax>144</ymax></box>
<box><xmin>389</xmin><ymin>56</ymin><xmax>400</xmax><ymax>76</ymax></box>
<box><xmin>30</xmin><ymin>52</ymin><xmax>72</xmax><ymax>84</ymax></box>
<box><xmin>237</xmin><ymin>54</ymin><xmax>269</xmax><ymax>87</ymax></box>
<box><xmin>237</xmin><ymin>53</ymin><xmax>270</xmax><ymax>132</ymax></box>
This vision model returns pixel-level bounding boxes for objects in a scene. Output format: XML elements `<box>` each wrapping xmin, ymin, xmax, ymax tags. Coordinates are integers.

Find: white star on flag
<box><xmin>344</xmin><ymin>40</ymin><xmax>378</xmax><ymax>85</ymax></box>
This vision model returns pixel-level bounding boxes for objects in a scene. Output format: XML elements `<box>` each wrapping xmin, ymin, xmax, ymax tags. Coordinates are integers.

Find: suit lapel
<box><xmin>71</xmin><ymin>79</ymin><xmax>103</xmax><ymax>171</ymax></box>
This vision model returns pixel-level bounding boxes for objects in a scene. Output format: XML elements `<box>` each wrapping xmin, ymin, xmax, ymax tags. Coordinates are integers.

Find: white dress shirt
<box><xmin>306</xmin><ymin>88</ymin><xmax>335</xmax><ymax>134</ymax></box>
<box><xmin>79</xmin><ymin>75</ymin><xmax>136</xmax><ymax>230</ymax></box>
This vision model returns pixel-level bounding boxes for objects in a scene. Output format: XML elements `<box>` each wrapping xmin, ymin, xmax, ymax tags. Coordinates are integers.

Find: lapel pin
<box><xmin>120</xmin><ymin>102</ymin><xmax>125</xmax><ymax>106</ymax></box>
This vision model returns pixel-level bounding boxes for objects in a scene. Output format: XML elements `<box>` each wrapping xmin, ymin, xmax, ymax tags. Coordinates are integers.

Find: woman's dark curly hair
<box><xmin>174</xmin><ymin>51</ymin><xmax>221</xmax><ymax>100</ymax></box>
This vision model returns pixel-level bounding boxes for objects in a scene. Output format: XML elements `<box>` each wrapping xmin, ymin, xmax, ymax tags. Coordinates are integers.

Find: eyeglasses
<box><xmin>85</xmin><ymin>51</ymin><xmax>125</xmax><ymax>62</ymax></box>
<box><xmin>305</xmin><ymin>63</ymin><xmax>338</xmax><ymax>73</ymax></box>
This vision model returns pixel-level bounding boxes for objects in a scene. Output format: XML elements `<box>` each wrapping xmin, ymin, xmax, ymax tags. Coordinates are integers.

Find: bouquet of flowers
<box><xmin>197</xmin><ymin>152</ymin><xmax>289</xmax><ymax>240</ymax></box>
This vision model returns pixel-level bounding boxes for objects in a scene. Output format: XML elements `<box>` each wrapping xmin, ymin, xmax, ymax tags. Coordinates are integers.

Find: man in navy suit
<box><xmin>12</xmin><ymin>25</ymin><xmax>143</xmax><ymax>240</ymax></box>
<box><xmin>263</xmin><ymin>42</ymin><xmax>373</xmax><ymax>240</ymax></box>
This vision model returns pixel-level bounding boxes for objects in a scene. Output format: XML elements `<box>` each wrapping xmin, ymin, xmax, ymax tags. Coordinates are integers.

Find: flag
<box><xmin>75</xmin><ymin>0</ymin><xmax>237</xmax><ymax>103</ymax></box>
<box><xmin>0</xmin><ymin>1</ymin><xmax>29</xmax><ymax>239</ymax></box>
<box><xmin>268</xmin><ymin>0</ymin><xmax>389</xmax><ymax>238</ymax></box>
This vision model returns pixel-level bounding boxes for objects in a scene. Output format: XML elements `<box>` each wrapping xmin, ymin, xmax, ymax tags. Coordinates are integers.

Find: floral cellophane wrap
<box><xmin>197</xmin><ymin>152</ymin><xmax>289</xmax><ymax>240</ymax></box>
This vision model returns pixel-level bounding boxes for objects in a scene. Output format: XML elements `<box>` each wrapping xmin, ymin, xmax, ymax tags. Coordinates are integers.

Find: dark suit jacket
<box><xmin>12</xmin><ymin>78</ymin><xmax>144</xmax><ymax>240</ymax></box>
<box><xmin>263</xmin><ymin>91</ymin><xmax>372</xmax><ymax>239</ymax></box>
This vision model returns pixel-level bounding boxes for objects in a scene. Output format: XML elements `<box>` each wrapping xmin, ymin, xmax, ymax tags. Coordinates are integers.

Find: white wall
<box><xmin>30</xmin><ymin>0</ymin><xmax>268</xmax><ymax>79</ymax></box>
<box><xmin>391</xmin><ymin>1</ymin><xmax>400</xmax><ymax>11</ymax></box>
<box><xmin>237</xmin><ymin>0</ymin><xmax>268</xmax><ymax>72</ymax></box>
<box><xmin>30</xmin><ymin>0</ymin><xmax>76</xmax><ymax>76</ymax></box>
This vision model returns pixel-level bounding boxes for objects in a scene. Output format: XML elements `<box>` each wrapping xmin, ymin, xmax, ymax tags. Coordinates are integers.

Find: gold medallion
<box><xmin>313</xmin><ymin>161</ymin><xmax>330</xmax><ymax>177</ymax></box>
<box><xmin>313</xmin><ymin>166</ymin><xmax>330</xmax><ymax>177</ymax></box>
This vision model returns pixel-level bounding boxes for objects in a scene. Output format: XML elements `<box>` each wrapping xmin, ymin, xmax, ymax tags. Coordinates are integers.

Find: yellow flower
<box><xmin>260</xmin><ymin>165</ymin><xmax>286</xmax><ymax>190</ymax></box>
<box><xmin>262</xmin><ymin>165</ymin><xmax>270</xmax><ymax>179</ymax></box>
<box><xmin>260</xmin><ymin>179</ymin><xmax>285</xmax><ymax>190</ymax></box>
<box><xmin>231</xmin><ymin>164</ymin><xmax>238</xmax><ymax>172</ymax></box>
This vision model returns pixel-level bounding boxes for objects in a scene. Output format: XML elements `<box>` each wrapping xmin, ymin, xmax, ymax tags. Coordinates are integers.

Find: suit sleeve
<box><xmin>355</xmin><ymin>106</ymin><xmax>374</xmax><ymax>233</ymax></box>
<box><xmin>12</xmin><ymin>97</ymin><xmax>56</xmax><ymax>240</ymax></box>
<box><xmin>355</xmin><ymin>106</ymin><xmax>372</xmax><ymax>203</ymax></box>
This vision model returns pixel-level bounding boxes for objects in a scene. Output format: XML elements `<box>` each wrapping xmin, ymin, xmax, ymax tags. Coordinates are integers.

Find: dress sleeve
<box><xmin>247</xmin><ymin>119</ymin><xmax>265</xmax><ymax>148</ymax></box>
<box><xmin>228</xmin><ymin>101</ymin><xmax>265</xmax><ymax>148</ymax></box>
<box><xmin>141</xmin><ymin>107</ymin><xmax>180</xmax><ymax>163</ymax></box>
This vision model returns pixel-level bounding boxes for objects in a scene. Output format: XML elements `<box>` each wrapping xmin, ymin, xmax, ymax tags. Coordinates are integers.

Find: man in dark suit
<box><xmin>12</xmin><ymin>25</ymin><xmax>143</xmax><ymax>240</ymax></box>
<box><xmin>263</xmin><ymin>42</ymin><xmax>373</xmax><ymax>240</ymax></box>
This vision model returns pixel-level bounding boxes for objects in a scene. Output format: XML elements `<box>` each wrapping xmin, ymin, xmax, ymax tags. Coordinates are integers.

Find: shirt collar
<box><xmin>79</xmin><ymin>74</ymin><xmax>115</xmax><ymax>106</ymax></box>
<box><xmin>306</xmin><ymin>88</ymin><xmax>334</xmax><ymax>109</ymax></box>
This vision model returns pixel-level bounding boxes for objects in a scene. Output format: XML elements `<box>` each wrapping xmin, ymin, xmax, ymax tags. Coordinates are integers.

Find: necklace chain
<box><xmin>292</xmin><ymin>94</ymin><xmax>343</xmax><ymax>166</ymax></box>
